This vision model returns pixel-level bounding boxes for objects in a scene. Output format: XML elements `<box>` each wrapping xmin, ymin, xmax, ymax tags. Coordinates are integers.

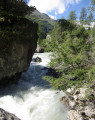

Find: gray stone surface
<box><xmin>0</xmin><ymin>108</ymin><xmax>21</xmax><ymax>120</ymax></box>
<box><xmin>0</xmin><ymin>20</ymin><xmax>38</xmax><ymax>87</ymax></box>
<box><xmin>35</xmin><ymin>45</ymin><xmax>44</xmax><ymax>53</ymax></box>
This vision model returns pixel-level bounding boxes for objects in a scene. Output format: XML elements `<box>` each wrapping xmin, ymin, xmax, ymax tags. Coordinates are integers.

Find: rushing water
<box><xmin>0</xmin><ymin>53</ymin><xmax>68</xmax><ymax>120</ymax></box>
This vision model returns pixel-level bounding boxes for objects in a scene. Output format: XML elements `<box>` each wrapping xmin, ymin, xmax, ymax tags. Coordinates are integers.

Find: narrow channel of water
<box><xmin>0</xmin><ymin>53</ymin><xmax>68</xmax><ymax>120</ymax></box>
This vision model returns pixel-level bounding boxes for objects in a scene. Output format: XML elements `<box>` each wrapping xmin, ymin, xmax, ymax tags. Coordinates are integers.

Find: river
<box><xmin>0</xmin><ymin>53</ymin><xmax>68</xmax><ymax>120</ymax></box>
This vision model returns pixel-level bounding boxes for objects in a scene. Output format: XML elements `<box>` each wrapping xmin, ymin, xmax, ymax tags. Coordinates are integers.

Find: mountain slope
<box><xmin>31</xmin><ymin>9</ymin><xmax>55</xmax><ymax>25</ymax></box>
<box><xmin>26</xmin><ymin>9</ymin><xmax>56</xmax><ymax>43</ymax></box>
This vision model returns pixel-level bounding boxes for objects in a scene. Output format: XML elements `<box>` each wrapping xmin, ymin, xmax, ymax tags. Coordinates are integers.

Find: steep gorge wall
<box><xmin>0</xmin><ymin>18</ymin><xmax>38</xmax><ymax>87</ymax></box>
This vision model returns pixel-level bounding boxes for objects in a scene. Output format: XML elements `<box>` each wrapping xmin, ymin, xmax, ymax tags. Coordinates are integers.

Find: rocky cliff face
<box><xmin>0</xmin><ymin>18</ymin><xmax>38</xmax><ymax>87</ymax></box>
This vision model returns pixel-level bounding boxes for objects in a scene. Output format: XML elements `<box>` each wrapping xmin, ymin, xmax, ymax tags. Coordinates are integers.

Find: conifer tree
<box><xmin>90</xmin><ymin>0</ymin><xmax>95</xmax><ymax>11</ymax></box>
<box><xmin>68</xmin><ymin>11</ymin><xmax>77</xmax><ymax>22</ymax></box>
<box><xmin>80</xmin><ymin>8</ymin><xmax>87</xmax><ymax>24</ymax></box>
<box><xmin>87</xmin><ymin>12</ymin><xmax>93</xmax><ymax>23</ymax></box>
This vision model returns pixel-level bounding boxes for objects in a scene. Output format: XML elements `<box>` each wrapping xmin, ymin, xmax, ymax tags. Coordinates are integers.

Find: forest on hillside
<box><xmin>41</xmin><ymin>0</ymin><xmax>95</xmax><ymax>102</ymax></box>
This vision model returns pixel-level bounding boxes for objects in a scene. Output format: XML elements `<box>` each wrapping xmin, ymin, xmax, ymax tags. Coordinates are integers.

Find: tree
<box><xmin>43</xmin><ymin>20</ymin><xmax>93</xmax><ymax>90</ymax></box>
<box><xmin>0</xmin><ymin>0</ymin><xmax>35</xmax><ymax>21</ymax></box>
<box><xmin>68</xmin><ymin>11</ymin><xmax>77</xmax><ymax>21</ymax></box>
<box><xmin>87</xmin><ymin>12</ymin><xmax>93</xmax><ymax>23</ymax></box>
<box><xmin>90</xmin><ymin>0</ymin><xmax>95</xmax><ymax>11</ymax></box>
<box><xmin>80</xmin><ymin>8</ymin><xmax>87</xmax><ymax>23</ymax></box>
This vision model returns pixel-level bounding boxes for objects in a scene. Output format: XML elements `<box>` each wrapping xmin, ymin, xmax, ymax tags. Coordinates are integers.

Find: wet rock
<box><xmin>80</xmin><ymin>99</ymin><xmax>86</xmax><ymax>103</ymax></box>
<box><xmin>55</xmin><ymin>91</ymin><xmax>59</xmax><ymax>94</ymax></box>
<box><xmin>80</xmin><ymin>112</ymin><xmax>86</xmax><ymax>116</ymax></box>
<box><xmin>68</xmin><ymin>96</ymin><xmax>74</xmax><ymax>101</ymax></box>
<box><xmin>60</xmin><ymin>96</ymin><xmax>70</xmax><ymax>108</ymax></box>
<box><xmin>91</xmin><ymin>114</ymin><xmax>95</xmax><ymax>118</ymax></box>
<box><xmin>42</xmin><ymin>67</ymin><xmax>49</xmax><ymax>70</ymax></box>
<box><xmin>90</xmin><ymin>80</ymin><xmax>95</xmax><ymax>90</ymax></box>
<box><xmin>92</xmin><ymin>100</ymin><xmax>95</xmax><ymax>105</ymax></box>
<box><xmin>46</xmin><ymin>68</ymin><xmax>61</xmax><ymax>78</ymax></box>
<box><xmin>35</xmin><ymin>45</ymin><xmax>44</xmax><ymax>53</ymax></box>
<box><xmin>0</xmin><ymin>108</ymin><xmax>21</xmax><ymax>120</ymax></box>
<box><xmin>82</xmin><ymin>117</ymin><xmax>89</xmax><ymax>120</ymax></box>
<box><xmin>34</xmin><ymin>57</ymin><xmax>42</xmax><ymax>62</ymax></box>
<box><xmin>75</xmin><ymin>90</ymin><xmax>80</xmax><ymax>95</ymax></box>
<box><xmin>60</xmin><ymin>96</ymin><xmax>67</xmax><ymax>102</ymax></box>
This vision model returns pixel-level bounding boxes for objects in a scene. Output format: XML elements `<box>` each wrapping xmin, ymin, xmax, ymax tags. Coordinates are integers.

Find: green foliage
<box><xmin>91</xmin><ymin>26</ymin><xmax>95</xmax><ymax>37</ymax></box>
<box><xmin>0</xmin><ymin>18</ymin><xmax>37</xmax><ymax>45</ymax></box>
<box><xmin>0</xmin><ymin>0</ymin><xmax>37</xmax><ymax>54</ymax></box>
<box><xmin>26</xmin><ymin>10</ymin><xmax>55</xmax><ymax>45</ymax></box>
<box><xmin>88</xmin><ymin>65</ymin><xmax>95</xmax><ymax>81</ymax></box>
<box><xmin>85</xmin><ymin>94</ymin><xmax>95</xmax><ymax>101</ymax></box>
<box><xmin>37</xmin><ymin>20</ymin><xmax>53</xmax><ymax>44</ymax></box>
<box><xmin>84</xmin><ymin>88</ymin><xmax>95</xmax><ymax>101</ymax></box>
<box><xmin>58</xmin><ymin>19</ymin><xmax>76</xmax><ymax>31</ymax></box>
<box><xmin>90</xmin><ymin>0</ymin><xmax>95</xmax><ymax>11</ymax></box>
<box><xmin>43</xmin><ymin>19</ymin><xmax>95</xmax><ymax>91</ymax></box>
<box><xmin>0</xmin><ymin>0</ymin><xmax>35</xmax><ymax>21</ymax></box>
<box><xmin>68</xmin><ymin>11</ymin><xmax>77</xmax><ymax>21</ymax></box>
<box><xmin>87</xmin><ymin>12</ymin><xmax>93</xmax><ymax>23</ymax></box>
<box><xmin>80</xmin><ymin>8</ymin><xmax>87</xmax><ymax>24</ymax></box>
<box><xmin>0</xmin><ymin>0</ymin><xmax>38</xmax><ymax>54</ymax></box>
<box><xmin>91</xmin><ymin>0</ymin><xmax>95</xmax><ymax>5</ymax></box>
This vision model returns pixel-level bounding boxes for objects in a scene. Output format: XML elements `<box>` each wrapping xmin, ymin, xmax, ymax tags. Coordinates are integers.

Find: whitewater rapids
<box><xmin>0</xmin><ymin>53</ymin><xmax>68</xmax><ymax>120</ymax></box>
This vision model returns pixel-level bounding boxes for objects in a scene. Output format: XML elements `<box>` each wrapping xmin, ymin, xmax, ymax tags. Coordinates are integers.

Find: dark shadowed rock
<box><xmin>60</xmin><ymin>96</ymin><xmax>69</xmax><ymax>108</ymax></box>
<box><xmin>34</xmin><ymin>57</ymin><xmax>42</xmax><ymax>62</ymax></box>
<box><xmin>46</xmin><ymin>68</ymin><xmax>62</xmax><ymax>78</ymax></box>
<box><xmin>80</xmin><ymin>112</ymin><xmax>86</xmax><ymax>116</ymax></box>
<box><xmin>0</xmin><ymin>108</ymin><xmax>21</xmax><ymax>120</ymax></box>
<box><xmin>0</xmin><ymin>18</ymin><xmax>38</xmax><ymax>87</ymax></box>
<box><xmin>75</xmin><ymin>91</ymin><xmax>80</xmax><ymax>95</ymax></box>
<box><xmin>91</xmin><ymin>114</ymin><xmax>95</xmax><ymax>118</ymax></box>
<box><xmin>68</xmin><ymin>96</ymin><xmax>74</xmax><ymax>101</ymax></box>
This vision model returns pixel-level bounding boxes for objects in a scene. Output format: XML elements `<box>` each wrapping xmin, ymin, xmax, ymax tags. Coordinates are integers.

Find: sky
<box><xmin>28</xmin><ymin>0</ymin><xmax>92</xmax><ymax>20</ymax></box>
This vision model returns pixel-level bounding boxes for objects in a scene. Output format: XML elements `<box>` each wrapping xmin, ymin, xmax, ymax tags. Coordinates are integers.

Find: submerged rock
<box><xmin>46</xmin><ymin>68</ymin><xmax>62</xmax><ymax>78</ymax></box>
<box><xmin>0</xmin><ymin>108</ymin><xmax>21</xmax><ymax>120</ymax></box>
<box><xmin>60</xmin><ymin>96</ymin><xmax>69</xmax><ymax>108</ymax></box>
<box><xmin>34</xmin><ymin>56</ymin><xmax>42</xmax><ymax>62</ymax></box>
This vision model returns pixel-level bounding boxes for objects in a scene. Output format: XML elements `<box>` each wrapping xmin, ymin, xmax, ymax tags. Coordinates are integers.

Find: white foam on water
<box><xmin>0</xmin><ymin>53</ymin><xmax>68</xmax><ymax>120</ymax></box>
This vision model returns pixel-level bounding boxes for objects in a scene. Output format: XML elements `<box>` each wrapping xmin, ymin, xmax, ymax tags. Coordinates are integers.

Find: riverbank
<box><xmin>46</xmin><ymin>61</ymin><xmax>95</xmax><ymax>120</ymax></box>
<box><xmin>1</xmin><ymin>52</ymin><xmax>95</xmax><ymax>120</ymax></box>
<box><xmin>60</xmin><ymin>84</ymin><xmax>95</xmax><ymax>120</ymax></box>
<box><xmin>0</xmin><ymin>53</ymin><xmax>68</xmax><ymax>120</ymax></box>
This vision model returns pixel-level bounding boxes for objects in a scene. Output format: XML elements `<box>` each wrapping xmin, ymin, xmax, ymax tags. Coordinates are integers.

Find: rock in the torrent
<box><xmin>34</xmin><ymin>56</ymin><xmax>42</xmax><ymax>62</ymax></box>
<box><xmin>46</xmin><ymin>68</ymin><xmax>62</xmax><ymax>78</ymax></box>
<box><xmin>0</xmin><ymin>108</ymin><xmax>21</xmax><ymax>120</ymax></box>
<box><xmin>35</xmin><ymin>45</ymin><xmax>44</xmax><ymax>53</ymax></box>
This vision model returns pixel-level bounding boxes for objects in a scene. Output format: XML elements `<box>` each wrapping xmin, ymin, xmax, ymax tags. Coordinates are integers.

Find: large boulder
<box><xmin>0</xmin><ymin>108</ymin><xmax>21</xmax><ymax>120</ymax></box>
<box><xmin>0</xmin><ymin>18</ymin><xmax>38</xmax><ymax>87</ymax></box>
